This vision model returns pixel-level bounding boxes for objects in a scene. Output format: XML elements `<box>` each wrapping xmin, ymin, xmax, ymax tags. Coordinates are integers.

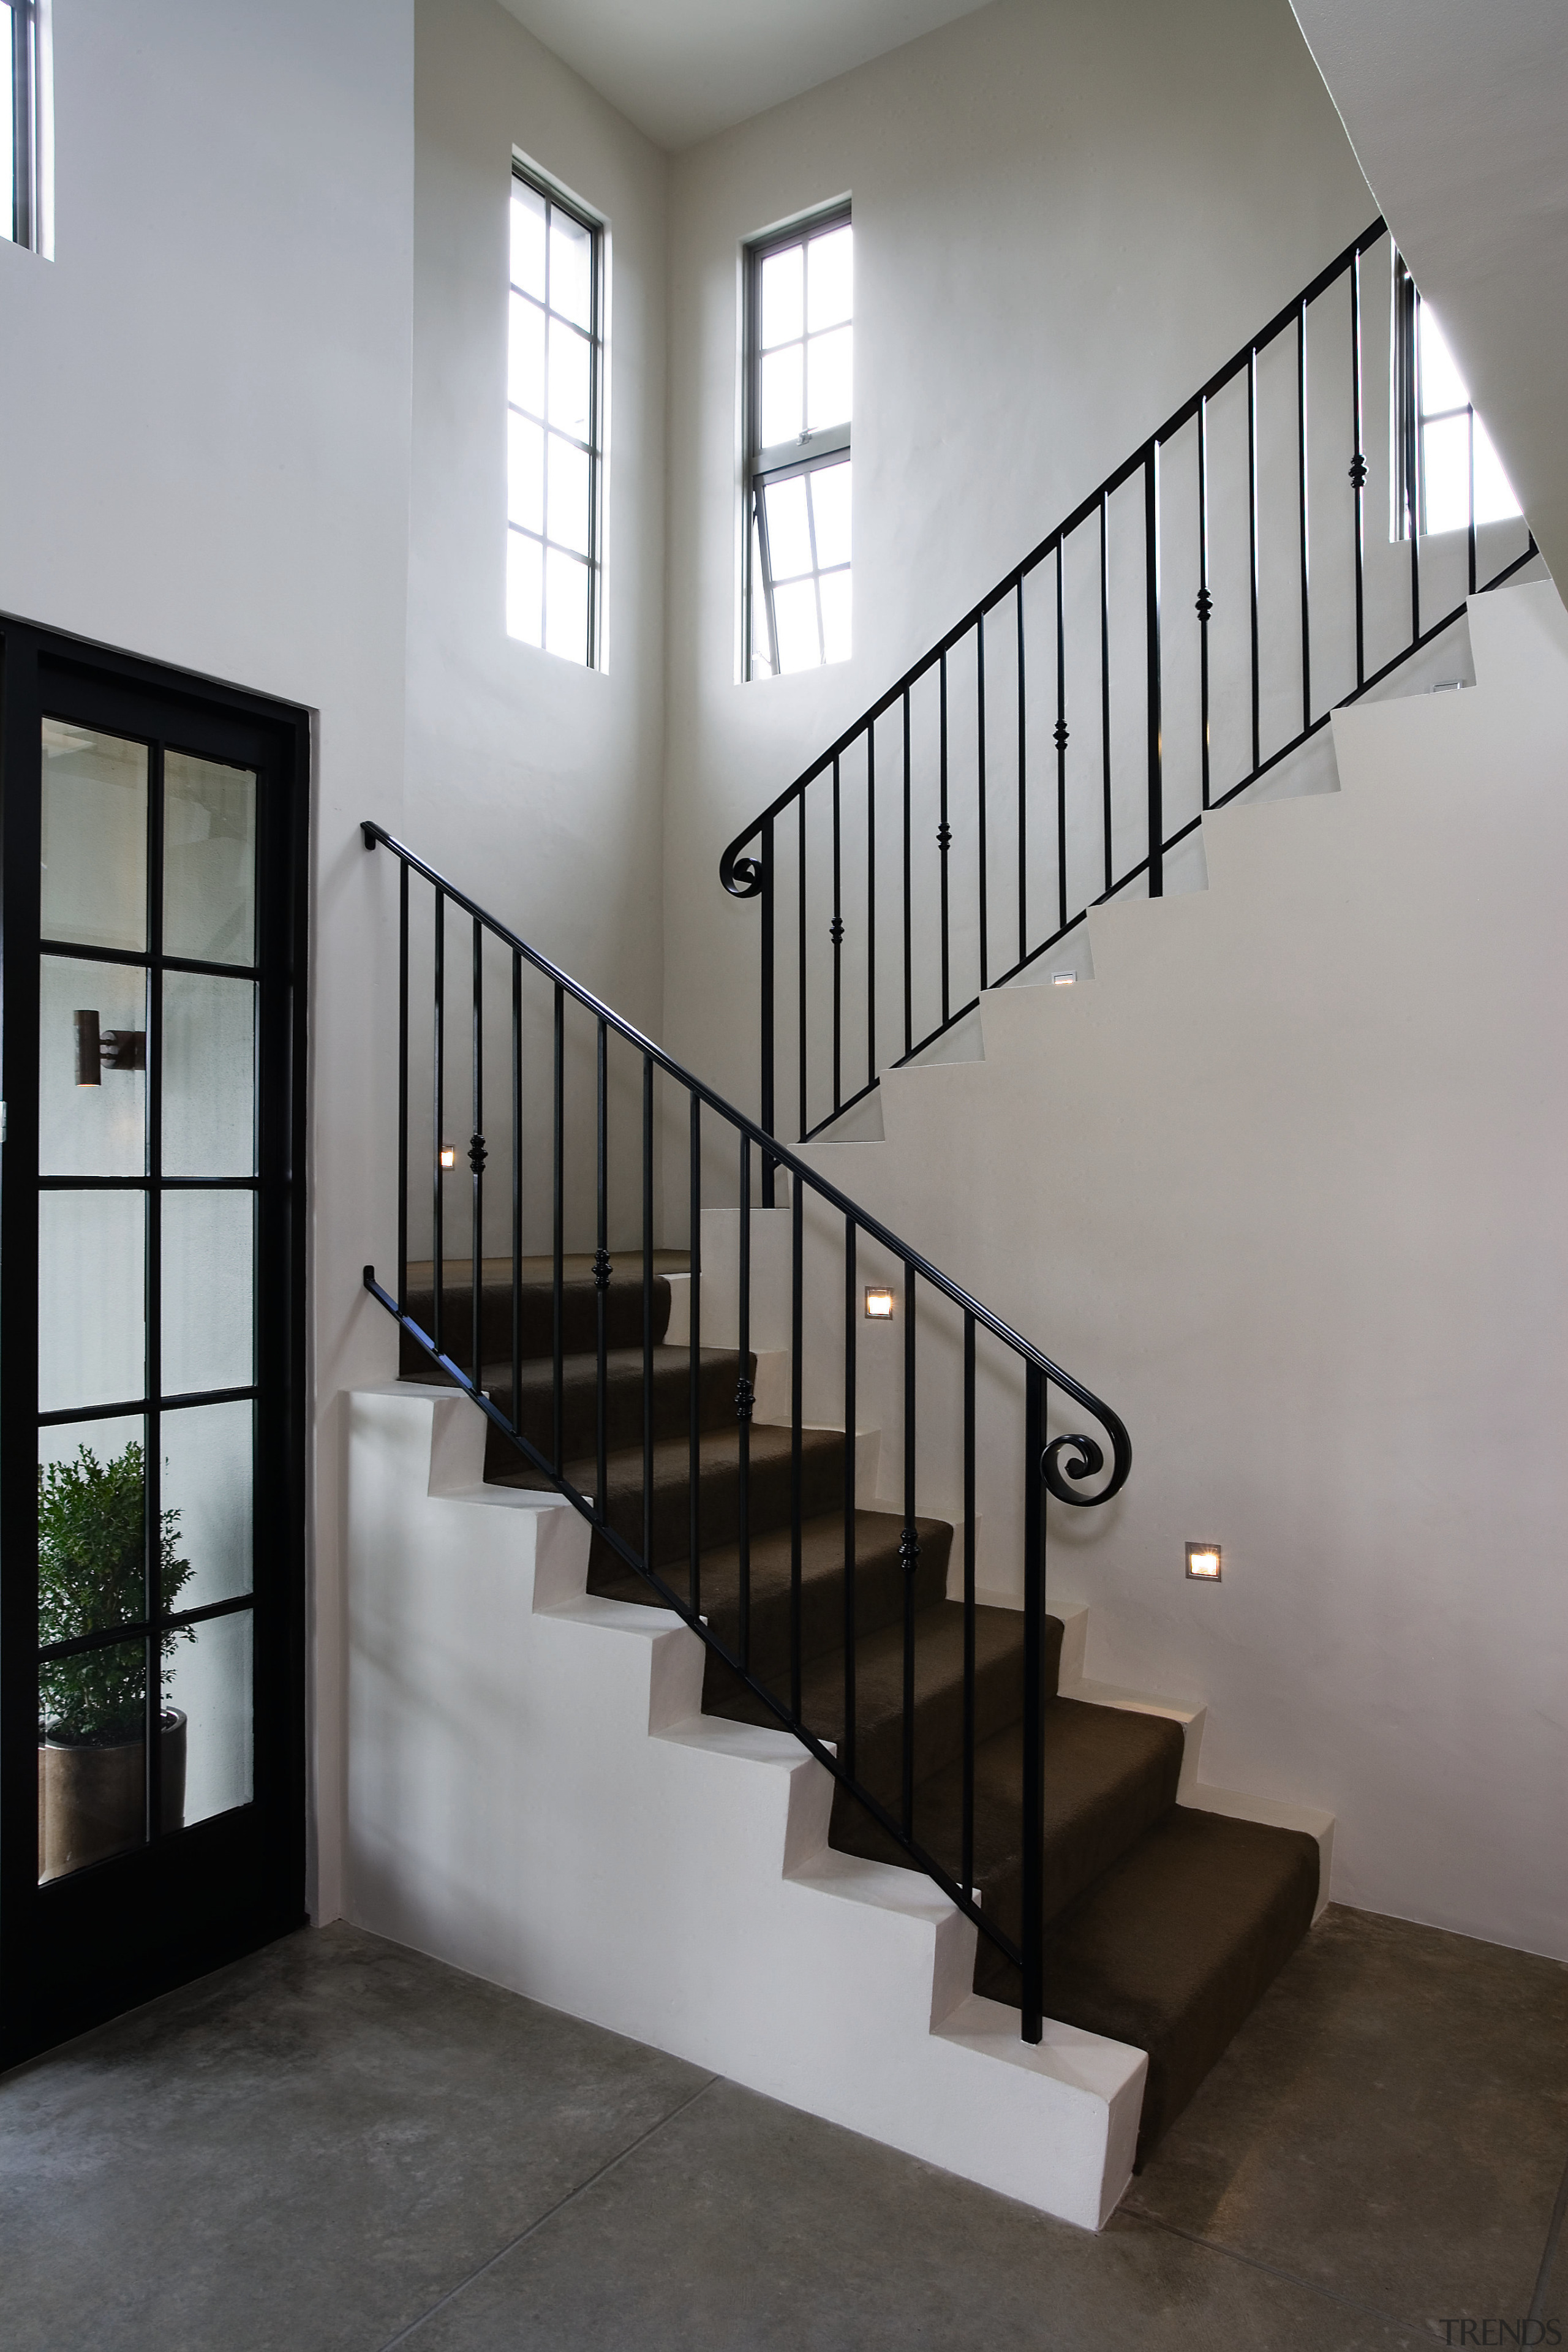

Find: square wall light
<box><xmin>864</xmin><ymin>1286</ymin><xmax>895</xmax><ymax>1320</ymax></box>
<box><xmin>1185</xmin><ymin>1542</ymin><xmax>1222</xmax><ymax>1582</ymax></box>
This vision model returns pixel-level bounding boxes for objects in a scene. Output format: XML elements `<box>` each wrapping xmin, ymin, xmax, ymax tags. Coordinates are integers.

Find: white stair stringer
<box><xmin>344</xmin><ymin>1382</ymin><xmax>1147</xmax><ymax>2231</ymax></box>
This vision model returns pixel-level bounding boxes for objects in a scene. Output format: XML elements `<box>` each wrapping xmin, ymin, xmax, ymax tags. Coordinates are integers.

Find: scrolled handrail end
<box><xmin>720</xmin><ymin>844</ymin><xmax>765</xmax><ymax>900</ymax></box>
<box><xmin>1041</xmin><ymin>1415</ymin><xmax>1131</xmax><ymax>1509</ymax></box>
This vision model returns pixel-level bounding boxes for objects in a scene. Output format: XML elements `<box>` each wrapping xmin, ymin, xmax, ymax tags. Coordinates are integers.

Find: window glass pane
<box><xmin>165</xmin><ymin>1607</ymin><xmax>253</xmax><ymax>1827</ymax></box>
<box><xmin>507</xmin><ymin>531</ymin><xmax>543</xmax><ymax>647</ymax></box>
<box><xmin>761</xmin><ymin>245</ymin><xmax>802</xmax><ymax>349</ymax></box>
<box><xmin>162</xmin><ymin>1189</ymin><xmax>254</xmax><ymax>1396</ymax></box>
<box><xmin>1472</xmin><ymin>416</ymin><xmax>1521</xmax><ymax>527</ymax></box>
<box><xmin>164</xmin><ymin>753</ymin><xmax>257</xmax><ymax>968</ymax></box>
<box><xmin>161</xmin><ymin>1400</ymin><xmax>253</xmax><ymax>1610</ymax></box>
<box><xmin>749</xmin><ymin>515</ymin><xmax>774</xmax><ymax>679</ymax></box>
<box><xmin>510</xmin><ymin>179</ymin><xmax>547</xmax><ymax>300</ymax></box>
<box><xmin>809</xmin><ymin>461</ymin><xmax>852</xmax><ymax>570</ymax></box>
<box><xmin>508</xmin><ymin>291</ymin><xmax>545</xmax><ymax>417</ymax></box>
<box><xmin>40</xmin><ymin>1191</ymin><xmax>145</xmax><ymax>1412</ymax></box>
<box><xmin>162</xmin><ymin>972</ymin><xmax>257</xmax><ymax>1178</ymax></box>
<box><xmin>549</xmin><ymin>209</ymin><xmax>592</xmax><ymax>330</ymax></box>
<box><xmin>38</xmin><ymin>1417</ymin><xmax>148</xmax><ymax>1653</ymax></box>
<box><xmin>508</xmin><ymin>410</ymin><xmax>545</xmax><ymax>533</ymax></box>
<box><xmin>548</xmin><ymin>318</ymin><xmax>591</xmax><ymax>442</ymax></box>
<box><xmin>807</xmin><ymin>225</ymin><xmax>853</xmax><ymax>333</ymax></box>
<box><xmin>547</xmin><ymin>432</ymin><xmax>591</xmax><ymax>556</ymax></box>
<box><xmin>39</xmin><ymin>1642</ymin><xmax>151</xmax><ymax>1881</ymax></box>
<box><xmin>773</xmin><ymin>579</ymin><xmax>821</xmax><ymax>674</ymax></box>
<box><xmin>819</xmin><ymin>568</ymin><xmax>853</xmax><ymax>666</ymax></box>
<box><xmin>1422</xmin><ymin>413</ymin><xmax>1471</xmax><ymax>537</ymax></box>
<box><xmin>40</xmin><ymin>956</ymin><xmax>146</xmax><ymax>1178</ymax></box>
<box><xmin>764</xmin><ymin>476</ymin><xmax>813</xmax><ymax>581</ymax></box>
<box><xmin>806</xmin><ymin>324</ymin><xmax>853</xmax><ymax>431</ymax></box>
<box><xmin>760</xmin><ymin>344</ymin><xmax>803</xmax><ymax>448</ymax></box>
<box><xmin>41</xmin><ymin>723</ymin><xmax>147</xmax><ymax>953</ymax></box>
<box><xmin>1417</xmin><ymin>302</ymin><xmax>1469</xmax><ymax>417</ymax></box>
<box><xmin>545</xmin><ymin>546</ymin><xmax>589</xmax><ymax>663</ymax></box>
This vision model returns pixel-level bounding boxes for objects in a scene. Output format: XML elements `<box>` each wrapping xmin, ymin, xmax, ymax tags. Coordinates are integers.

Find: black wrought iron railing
<box><xmin>720</xmin><ymin>219</ymin><xmax>1537</xmax><ymax>1162</ymax></box>
<box><xmin>360</xmin><ymin>820</ymin><xmax>1130</xmax><ymax>2045</ymax></box>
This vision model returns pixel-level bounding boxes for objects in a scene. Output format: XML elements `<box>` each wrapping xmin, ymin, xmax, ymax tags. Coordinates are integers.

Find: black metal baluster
<box><xmin>1349</xmin><ymin>246</ymin><xmax>1367</xmax><ymax>692</ymax></box>
<box><xmin>432</xmin><ymin>886</ymin><xmax>445</xmax><ymax>1360</ymax></box>
<box><xmin>642</xmin><ymin>1054</ymin><xmax>654</xmax><ymax>1574</ymax></box>
<box><xmin>595</xmin><ymin>1017</ymin><xmax>609</xmax><ymax>1515</ymax></box>
<box><xmin>842</xmin><ymin>1215</ymin><xmax>856</xmax><ymax>1779</ymax></box>
<box><xmin>1248</xmin><ymin>347</ymin><xmax>1261</xmax><ymax>774</ymax></box>
<box><xmin>511</xmin><ymin>948</ymin><xmax>522</xmax><ymax>1433</ymax></box>
<box><xmin>791</xmin><ymin>1179</ymin><xmax>804</xmax><ymax>1721</ymax></box>
<box><xmin>797</xmin><ymin>794</ymin><xmax>808</xmax><ymax>1143</ymax></box>
<box><xmin>1021</xmin><ymin>1363</ymin><xmax>1046</xmax><ymax>2046</ymax></box>
<box><xmin>962</xmin><ymin>1312</ymin><xmax>976</xmax><ymax>1902</ymax></box>
<box><xmin>1298</xmin><ymin>296</ymin><xmax>1311</xmax><ymax>733</ymax></box>
<box><xmin>865</xmin><ymin>730</ymin><xmax>876</xmax><ymax>1093</ymax></box>
<box><xmin>938</xmin><ymin>653</ymin><xmax>951</xmax><ymax>1031</ymax></box>
<box><xmin>902</xmin><ymin>690</ymin><xmax>913</xmax><ymax>1058</ymax></box>
<box><xmin>552</xmin><ymin>981</ymin><xmax>564</xmax><ymax>1475</ymax></box>
<box><xmin>1197</xmin><ymin>396</ymin><xmax>1212</xmax><ymax>809</ymax></box>
<box><xmin>831</xmin><ymin>754</ymin><xmax>843</xmax><ymax>1117</ymax></box>
<box><xmin>976</xmin><ymin>616</ymin><xmax>989</xmax><ymax>993</ymax></box>
<box><xmin>1054</xmin><ymin>541</ymin><xmax>1068</xmax><ymax>933</ymax></box>
<box><xmin>901</xmin><ymin>1265</ymin><xmax>918</xmax><ymax>1840</ymax></box>
<box><xmin>688</xmin><ymin>1091</ymin><xmax>701</xmax><ymax>1619</ymax></box>
<box><xmin>1145</xmin><ymin>447</ymin><xmax>1164</xmax><ymax>897</ymax></box>
<box><xmin>470</xmin><ymin>917</ymin><xmax>483</xmax><ymax>1391</ymax></box>
<box><xmin>1100</xmin><ymin>491</ymin><xmax>1112</xmax><ymax>895</ymax></box>
<box><xmin>737</xmin><ymin>1133</ymin><xmax>753</xmax><ymax>1670</ymax></box>
<box><xmin>397</xmin><ymin>861</ymin><xmax>409</xmax><ymax>1318</ymax></box>
<box><xmin>1016</xmin><ymin>583</ymin><xmax>1028</xmax><ymax>965</ymax></box>
<box><xmin>761</xmin><ymin>813</ymin><xmax>775</xmax><ymax>1207</ymax></box>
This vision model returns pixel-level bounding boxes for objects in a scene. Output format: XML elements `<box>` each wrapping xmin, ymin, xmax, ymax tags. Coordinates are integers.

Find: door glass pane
<box><xmin>40</xmin><ymin>722</ymin><xmax>148</xmax><ymax>952</ymax></box>
<box><xmin>162</xmin><ymin>973</ymin><xmax>257</xmax><ymax>1177</ymax></box>
<box><xmin>165</xmin><ymin>1608</ymin><xmax>252</xmax><ymax>1825</ymax></box>
<box><xmin>39</xmin><ymin>1191</ymin><xmax>146</xmax><ymax>1412</ymax></box>
<box><xmin>39</xmin><ymin>1417</ymin><xmax>148</xmax><ymax>1648</ymax></box>
<box><xmin>39</xmin><ymin>1640</ymin><xmax>149</xmax><ymax>1882</ymax></box>
<box><xmin>161</xmin><ymin>1190</ymin><xmax>254</xmax><ymax>1395</ymax></box>
<box><xmin>164</xmin><ymin>753</ymin><xmax>257</xmax><ymax>967</ymax></box>
<box><xmin>160</xmin><ymin>1400</ymin><xmax>252</xmax><ymax>1608</ymax></box>
<box><xmin>39</xmin><ymin>956</ymin><xmax>148</xmax><ymax>1177</ymax></box>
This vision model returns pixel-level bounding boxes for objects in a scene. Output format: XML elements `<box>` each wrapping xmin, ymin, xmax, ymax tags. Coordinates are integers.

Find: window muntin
<box><xmin>1394</xmin><ymin>257</ymin><xmax>1520</xmax><ymax>541</ymax></box>
<box><xmin>746</xmin><ymin>208</ymin><xmax>853</xmax><ymax>677</ymax></box>
<box><xmin>507</xmin><ymin>164</ymin><xmax>602</xmax><ymax>666</ymax></box>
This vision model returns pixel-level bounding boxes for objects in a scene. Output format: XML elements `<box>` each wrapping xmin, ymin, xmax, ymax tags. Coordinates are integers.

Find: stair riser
<box><xmin>401</xmin><ymin>1275</ymin><xmax>669</xmax><ymax>1371</ymax></box>
<box><xmin>669</xmin><ymin>1529</ymin><xmax>951</xmax><ymax>1682</ymax></box>
<box><xmin>480</xmin><ymin>1349</ymin><xmax>747</xmax><ymax>1472</ymax></box>
<box><xmin>584</xmin><ymin>1434</ymin><xmax>852</xmax><ymax>1580</ymax></box>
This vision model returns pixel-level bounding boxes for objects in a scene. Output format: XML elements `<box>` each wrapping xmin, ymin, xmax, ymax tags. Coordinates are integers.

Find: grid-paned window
<box><xmin>507</xmin><ymin>162</ymin><xmax>603</xmax><ymax>665</ymax></box>
<box><xmin>1394</xmin><ymin>258</ymin><xmax>1521</xmax><ymax>540</ymax></box>
<box><xmin>746</xmin><ymin>206</ymin><xmax>853</xmax><ymax>677</ymax></box>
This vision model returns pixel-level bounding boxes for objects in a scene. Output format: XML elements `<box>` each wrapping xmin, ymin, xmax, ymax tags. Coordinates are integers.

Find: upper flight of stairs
<box><xmin>400</xmin><ymin>1251</ymin><xmax>1321</xmax><ymax>2162</ymax></box>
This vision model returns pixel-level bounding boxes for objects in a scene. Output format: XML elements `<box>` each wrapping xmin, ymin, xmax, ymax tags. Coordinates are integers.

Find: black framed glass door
<box><xmin>1</xmin><ymin>620</ymin><xmax>308</xmax><ymax>2065</ymax></box>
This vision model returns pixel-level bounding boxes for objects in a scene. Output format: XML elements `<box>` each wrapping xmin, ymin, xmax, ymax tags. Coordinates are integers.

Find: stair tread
<box><xmin>987</xmin><ymin>1803</ymin><xmax>1320</xmax><ymax>2155</ymax></box>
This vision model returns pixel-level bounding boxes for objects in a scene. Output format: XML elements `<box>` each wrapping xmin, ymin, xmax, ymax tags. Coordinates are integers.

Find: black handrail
<box><xmin>720</xmin><ymin>218</ymin><xmax>1538</xmax><ymax>1164</ymax></box>
<box><xmin>360</xmin><ymin>820</ymin><xmax>1131</xmax><ymax>2046</ymax></box>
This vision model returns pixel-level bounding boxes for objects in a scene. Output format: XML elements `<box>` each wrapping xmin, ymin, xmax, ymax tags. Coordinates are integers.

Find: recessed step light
<box><xmin>1050</xmin><ymin>971</ymin><xmax>1076</xmax><ymax>987</ymax></box>
<box><xmin>1185</xmin><ymin>1542</ymin><xmax>1222</xmax><ymax>1581</ymax></box>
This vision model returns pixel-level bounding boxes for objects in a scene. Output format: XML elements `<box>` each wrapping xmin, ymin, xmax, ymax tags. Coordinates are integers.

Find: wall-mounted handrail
<box><xmin>720</xmin><ymin>218</ymin><xmax>1537</xmax><ymax>1166</ymax></box>
<box><xmin>361</xmin><ymin>820</ymin><xmax>1130</xmax><ymax>2046</ymax></box>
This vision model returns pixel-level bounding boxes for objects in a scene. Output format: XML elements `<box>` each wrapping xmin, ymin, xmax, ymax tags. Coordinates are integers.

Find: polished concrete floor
<box><xmin>1</xmin><ymin>1906</ymin><xmax>1564</xmax><ymax>2351</ymax></box>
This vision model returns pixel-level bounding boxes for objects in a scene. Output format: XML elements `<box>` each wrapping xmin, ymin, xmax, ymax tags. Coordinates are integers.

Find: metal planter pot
<box><xmin>37</xmin><ymin>1711</ymin><xmax>187</xmax><ymax>1883</ymax></box>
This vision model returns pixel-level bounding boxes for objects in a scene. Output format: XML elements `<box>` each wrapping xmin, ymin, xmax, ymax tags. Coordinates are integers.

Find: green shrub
<box><xmin>38</xmin><ymin>1442</ymin><xmax>192</xmax><ymax>1744</ymax></box>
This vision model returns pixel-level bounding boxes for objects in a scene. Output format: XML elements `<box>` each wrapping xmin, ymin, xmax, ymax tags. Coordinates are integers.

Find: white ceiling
<box><xmin>495</xmin><ymin>0</ymin><xmax>997</xmax><ymax>151</ymax></box>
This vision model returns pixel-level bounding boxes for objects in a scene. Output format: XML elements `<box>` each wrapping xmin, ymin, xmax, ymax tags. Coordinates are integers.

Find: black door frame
<box><xmin>0</xmin><ymin>616</ymin><xmax>309</xmax><ymax>2067</ymax></box>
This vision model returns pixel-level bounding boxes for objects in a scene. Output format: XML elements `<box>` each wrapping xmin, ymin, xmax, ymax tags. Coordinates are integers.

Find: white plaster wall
<box><xmin>659</xmin><ymin>0</ymin><xmax>1376</xmax><ymax>1126</ymax></box>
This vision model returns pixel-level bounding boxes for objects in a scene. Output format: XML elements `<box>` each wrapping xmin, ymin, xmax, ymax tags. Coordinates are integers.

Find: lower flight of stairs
<box><xmin>402</xmin><ymin>1252</ymin><xmax>1321</xmax><ymax>2161</ymax></box>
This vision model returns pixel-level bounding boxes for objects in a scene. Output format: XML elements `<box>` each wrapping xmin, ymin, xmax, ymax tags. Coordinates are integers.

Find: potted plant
<box><xmin>37</xmin><ymin>1440</ymin><xmax>193</xmax><ymax>1882</ymax></box>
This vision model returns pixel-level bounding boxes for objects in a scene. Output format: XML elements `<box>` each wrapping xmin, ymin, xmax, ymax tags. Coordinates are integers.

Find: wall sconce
<box><xmin>438</xmin><ymin>1145</ymin><xmax>457</xmax><ymax>1170</ymax></box>
<box><xmin>1185</xmin><ymin>1542</ymin><xmax>1222</xmax><ymax>1581</ymax></box>
<box><xmin>1050</xmin><ymin>971</ymin><xmax>1076</xmax><ymax>987</ymax></box>
<box><xmin>864</xmin><ymin>1286</ymin><xmax>895</xmax><ymax>1320</ymax></box>
<box><xmin>74</xmin><ymin>1011</ymin><xmax>146</xmax><ymax>1087</ymax></box>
